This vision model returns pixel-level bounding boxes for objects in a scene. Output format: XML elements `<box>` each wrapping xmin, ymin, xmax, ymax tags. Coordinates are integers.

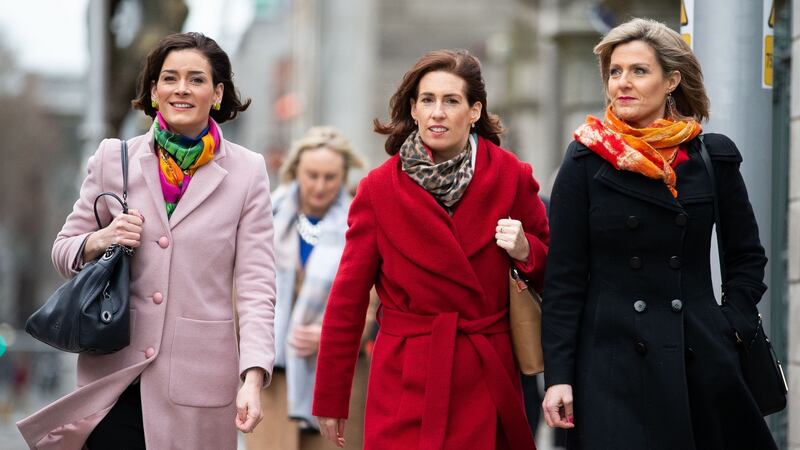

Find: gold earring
<box><xmin>213</xmin><ymin>102</ymin><xmax>221</xmax><ymax>111</ymax></box>
<box><xmin>151</xmin><ymin>98</ymin><xmax>158</xmax><ymax>110</ymax></box>
<box><xmin>665</xmin><ymin>92</ymin><xmax>676</xmax><ymax>119</ymax></box>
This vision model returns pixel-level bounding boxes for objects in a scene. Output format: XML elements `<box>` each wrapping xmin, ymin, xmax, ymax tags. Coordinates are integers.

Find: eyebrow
<box><xmin>160</xmin><ymin>69</ymin><xmax>209</xmax><ymax>76</ymax></box>
<box><xmin>418</xmin><ymin>92</ymin><xmax>463</xmax><ymax>98</ymax></box>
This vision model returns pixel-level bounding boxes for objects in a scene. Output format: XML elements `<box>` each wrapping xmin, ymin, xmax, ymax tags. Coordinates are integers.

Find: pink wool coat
<box><xmin>17</xmin><ymin>128</ymin><xmax>277</xmax><ymax>450</ymax></box>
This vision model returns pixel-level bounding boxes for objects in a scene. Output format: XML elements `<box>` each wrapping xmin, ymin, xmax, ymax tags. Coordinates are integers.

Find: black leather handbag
<box><xmin>26</xmin><ymin>140</ymin><xmax>134</xmax><ymax>354</ymax></box>
<box><xmin>699</xmin><ymin>135</ymin><xmax>788</xmax><ymax>416</ymax></box>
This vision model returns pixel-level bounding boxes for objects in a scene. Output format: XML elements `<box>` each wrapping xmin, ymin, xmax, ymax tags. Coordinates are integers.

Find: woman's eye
<box><xmin>609</xmin><ymin>68</ymin><xmax>621</xmax><ymax>77</ymax></box>
<box><xmin>634</xmin><ymin>68</ymin><xmax>646</xmax><ymax>75</ymax></box>
<box><xmin>420</xmin><ymin>97</ymin><xmax>433</xmax><ymax>103</ymax></box>
<box><xmin>191</xmin><ymin>77</ymin><xmax>205</xmax><ymax>84</ymax></box>
<box><xmin>446</xmin><ymin>98</ymin><xmax>459</xmax><ymax>104</ymax></box>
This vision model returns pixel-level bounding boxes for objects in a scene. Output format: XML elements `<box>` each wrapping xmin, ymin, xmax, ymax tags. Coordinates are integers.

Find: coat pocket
<box><xmin>169</xmin><ymin>317</ymin><xmax>239</xmax><ymax>407</ymax></box>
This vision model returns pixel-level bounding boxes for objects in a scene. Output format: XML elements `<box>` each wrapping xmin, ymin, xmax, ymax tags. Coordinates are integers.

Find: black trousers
<box><xmin>86</xmin><ymin>382</ymin><xmax>146</xmax><ymax>449</ymax></box>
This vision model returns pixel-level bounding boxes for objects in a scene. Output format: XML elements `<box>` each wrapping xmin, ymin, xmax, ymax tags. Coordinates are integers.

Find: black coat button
<box><xmin>633</xmin><ymin>300</ymin><xmax>647</xmax><ymax>313</ymax></box>
<box><xmin>635</xmin><ymin>341</ymin><xmax>647</xmax><ymax>355</ymax></box>
<box><xmin>686</xmin><ymin>346</ymin><xmax>696</xmax><ymax>361</ymax></box>
<box><xmin>675</xmin><ymin>213</ymin><xmax>688</xmax><ymax>226</ymax></box>
<box><xmin>671</xmin><ymin>299</ymin><xmax>683</xmax><ymax>312</ymax></box>
<box><xmin>626</xmin><ymin>216</ymin><xmax>640</xmax><ymax>229</ymax></box>
<box><xmin>669</xmin><ymin>256</ymin><xmax>682</xmax><ymax>269</ymax></box>
<box><xmin>629</xmin><ymin>256</ymin><xmax>642</xmax><ymax>269</ymax></box>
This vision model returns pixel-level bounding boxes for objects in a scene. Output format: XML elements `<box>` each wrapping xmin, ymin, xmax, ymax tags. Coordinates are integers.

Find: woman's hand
<box><xmin>288</xmin><ymin>323</ymin><xmax>323</xmax><ymax>357</ymax></box>
<box><xmin>83</xmin><ymin>209</ymin><xmax>144</xmax><ymax>261</ymax></box>
<box><xmin>235</xmin><ymin>368</ymin><xmax>265</xmax><ymax>433</ymax></box>
<box><xmin>495</xmin><ymin>218</ymin><xmax>530</xmax><ymax>261</ymax></box>
<box><xmin>542</xmin><ymin>384</ymin><xmax>575</xmax><ymax>429</ymax></box>
<box><xmin>318</xmin><ymin>416</ymin><xmax>346</xmax><ymax>448</ymax></box>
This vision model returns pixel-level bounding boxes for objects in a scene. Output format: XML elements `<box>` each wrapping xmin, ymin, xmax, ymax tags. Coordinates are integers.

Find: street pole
<box><xmin>691</xmin><ymin>1</ymin><xmax>774</xmax><ymax>319</ymax></box>
<box><xmin>81</xmin><ymin>0</ymin><xmax>110</xmax><ymax>164</ymax></box>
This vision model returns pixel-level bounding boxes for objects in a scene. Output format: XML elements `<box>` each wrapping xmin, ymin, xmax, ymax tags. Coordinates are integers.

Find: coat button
<box><xmin>145</xmin><ymin>347</ymin><xmax>155</xmax><ymax>358</ymax></box>
<box><xmin>635</xmin><ymin>341</ymin><xmax>647</xmax><ymax>355</ymax></box>
<box><xmin>153</xmin><ymin>292</ymin><xmax>163</xmax><ymax>304</ymax></box>
<box><xmin>671</xmin><ymin>299</ymin><xmax>683</xmax><ymax>312</ymax></box>
<box><xmin>158</xmin><ymin>237</ymin><xmax>169</xmax><ymax>248</ymax></box>
<box><xmin>626</xmin><ymin>216</ymin><xmax>640</xmax><ymax>229</ymax></box>
<box><xmin>686</xmin><ymin>346</ymin><xmax>696</xmax><ymax>361</ymax></box>
<box><xmin>629</xmin><ymin>256</ymin><xmax>642</xmax><ymax>269</ymax></box>
<box><xmin>633</xmin><ymin>300</ymin><xmax>647</xmax><ymax>313</ymax></box>
<box><xmin>675</xmin><ymin>213</ymin><xmax>688</xmax><ymax>226</ymax></box>
<box><xmin>669</xmin><ymin>256</ymin><xmax>682</xmax><ymax>269</ymax></box>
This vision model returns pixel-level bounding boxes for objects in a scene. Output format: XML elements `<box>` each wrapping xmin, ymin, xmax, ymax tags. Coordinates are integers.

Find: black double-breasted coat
<box><xmin>542</xmin><ymin>133</ymin><xmax>777</xmax><ymax>450</ymax></box>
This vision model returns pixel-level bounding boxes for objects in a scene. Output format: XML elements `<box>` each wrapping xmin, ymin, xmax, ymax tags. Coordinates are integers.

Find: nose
<box><xmin>176</xmin><ymin>79</ymin><xmax>189</xmax><ymax>94</ymax></box>
<box><xmin>432</xmin><ymin>101</ymin><xmax>446</xmax><ymax>119</ymax></box>
<box><xmin>618</xmin><ymin>71</ymin><xmax>632</xmax><ymax>87</ymax></box>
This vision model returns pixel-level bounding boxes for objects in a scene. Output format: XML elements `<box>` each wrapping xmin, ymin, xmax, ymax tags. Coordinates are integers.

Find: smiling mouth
<box><xmin>428</xmin><ymin>126</ymin><xmax>448</xmax><ymax>133</ymax></box>
<box><xmin>170</xmin><ymin>102</ymin><xmax>194</xmax><ymax>109</ymax></box>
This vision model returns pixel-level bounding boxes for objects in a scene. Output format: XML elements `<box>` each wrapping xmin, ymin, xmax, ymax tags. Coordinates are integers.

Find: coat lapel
<box><xmin>675</xmin><ymin>141</ymin><xmax>714</xmax><ymax>204</ymax></box>
<box><xmin>594</xmin><ymin>163</ymin><xmax>685</xmax><ymax>212</ymax></box>
<box><xmin>168</xmin><ymin>141</ymin><xmax>229</xmax><ymax>229</ymax></box>
<box><xmin>452</xmin><ymin>138</ymin><xmax>516</xmax><ymax>259</ymax></box>
<box><xmin>134</xmin><ymin>131</ymin><xmax>171</xmax><ymax>233</ymax></box>
<box><xmin>369</xmin><ymin>156</ymin><xmax>485</xmax><ymax>297</ymax></box>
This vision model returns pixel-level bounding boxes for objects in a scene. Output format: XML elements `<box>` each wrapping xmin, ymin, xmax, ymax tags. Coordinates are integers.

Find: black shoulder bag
<box><xmin>26</xmin><ymin>140</ymin><xmax>133</xmax><ymax>354</ymax></box>
<box><xmin>698</xmin><ymin>135</ymin><xmax>788</xmax><ymax>416</ymax></box>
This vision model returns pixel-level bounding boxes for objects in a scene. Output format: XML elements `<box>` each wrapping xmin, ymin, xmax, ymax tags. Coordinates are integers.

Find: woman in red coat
<box><xmin>312</xmin><ymin>49</ymin><xmax>549</xmax><ymax>450</ymax></box>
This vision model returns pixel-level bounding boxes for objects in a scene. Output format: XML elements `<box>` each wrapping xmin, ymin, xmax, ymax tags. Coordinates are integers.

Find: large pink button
<box><xmin>152</xmin><ymin>292</ymin><xmax>163</xmax><ymax>304</ymax></box>
<box><xmin>158</xmin><ymin>237</ymin><xmax>169</xmax><ymax>248</ymax></box>
<box><xmin>145</xmin><ymin>347</ymin><xmax>155</xmax><ymax>358</ymax></box>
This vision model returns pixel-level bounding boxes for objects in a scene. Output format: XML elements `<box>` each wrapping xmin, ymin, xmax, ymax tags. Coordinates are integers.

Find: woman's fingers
<box><xmin>542</xmin><ymin>385</ymin><xmax>576</xmax><ymax>429</ymax></box>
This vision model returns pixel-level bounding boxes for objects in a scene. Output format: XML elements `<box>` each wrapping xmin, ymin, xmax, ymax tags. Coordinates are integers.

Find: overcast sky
<box><xmin>0</xmin><ymin>0</ymin><xmax>251</xmax><ymax>77</ymax></box>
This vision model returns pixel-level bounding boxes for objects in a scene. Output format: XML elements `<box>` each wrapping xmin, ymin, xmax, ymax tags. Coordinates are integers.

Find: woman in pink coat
<box><xmin>17</xmin><ymin>32</ymin><xmax>277</xmax><ymax>450</ymax></box>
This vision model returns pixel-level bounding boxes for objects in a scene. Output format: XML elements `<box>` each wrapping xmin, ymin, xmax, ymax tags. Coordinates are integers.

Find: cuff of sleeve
<box><xmin>240</xmin><ymin>366</ymin><xmax>272</xmax><ymax>389</ymax></box>
<box><xmin>70</xmin><ymin>234</ymin><xmax>93</xmax><ymax>274</ymax></box>
<box><xmin>544</xmin><ymin>367</ymin><xmax>575</xmax><ymax>390</ymax></box>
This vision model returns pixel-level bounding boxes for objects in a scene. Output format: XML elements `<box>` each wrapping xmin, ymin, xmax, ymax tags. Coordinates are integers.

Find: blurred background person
<box><xmin>312</xmin><ymin>49</ymin><xmax>549</xmax><ymax>450</ymax></box>
<box><xmin>16</xmin><ymin>32</ymin><xmax>276</xmax><ymax>450</ymax></box>
<box><xmin>246</xmin><ymin>126</ymin><xmax>373</xmax><ymax>450</ymax></box>
<box><xmin>541</xmin><ymin>18</ymin><xmax>777</xmax><ymax>450</ymax></box>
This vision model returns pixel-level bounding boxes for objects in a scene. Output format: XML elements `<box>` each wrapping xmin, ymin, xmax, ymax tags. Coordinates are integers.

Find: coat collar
<box><xmin>135</xmin><ymin>126</ymin><xmax>229</xmax><ymax>231</ymax></box>
<box><xmin>593</xmin><ymin>138</ymin><xmax>712</xmax><ymax>212</ymax></box>
<box><xmin>369</xmin><ymin>137</ymin><xmax>519</xmax><ymax>297</ymax></box>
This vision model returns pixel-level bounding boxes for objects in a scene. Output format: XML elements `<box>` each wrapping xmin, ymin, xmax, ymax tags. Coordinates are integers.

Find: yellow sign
<box><xmin>762</xmin><ymin>0</ymin><xmax>774</xmax><ymax>88</ymax></box>
<box><xmin>681</xmin><ymin>1</ymin><xmax>688</xmax><ymax>26</ymax></box>
<box><xmin>680</xmin><ymin>0</ymin><xmax>694</xmax><ymax>49</ymax></box>
<box><xmin>682</xmin><ymin>34</ymin><xmax>691</xmax><ymax>47</ymax></box>
<box><xmin>764</xmin><ymin>35</ymin><xmax>773</xmax><ymax>87</ymax></box>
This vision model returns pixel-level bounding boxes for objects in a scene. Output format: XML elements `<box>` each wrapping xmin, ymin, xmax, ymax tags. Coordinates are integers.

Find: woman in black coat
<box><xmin>541</xmin><ymin>18</ymin><xmax>777</xmax><ymax>450</ymax></box>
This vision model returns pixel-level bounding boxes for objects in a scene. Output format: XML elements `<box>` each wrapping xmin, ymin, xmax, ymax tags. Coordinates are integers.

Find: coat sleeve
<box><xmin>707</xmin><ymin>134</ymin><xmax>768</xmax><ymax>335</ymax></box>
<box><xmin>234</xmin><ymin>153</ymin><xmax>278</xmax><ymax>385</ymax></box>
<box><xmin>312</xmin><ymin>176</ymin><xmax>380</xmax><ymax>419</ymax></box>
<box><xmin>511</xmin><ymin>161</ymin><xmax>549</xmax><ymax>293</ymax></box>
<box><xmin>52</xmin><ymin>139</ymin><xmax>117</xmax><ymax>278</ymax></box>
<box><xmin>541</xmin><ymin>142</ymin><xmax>591</xmax><ymax>389</ymax></box>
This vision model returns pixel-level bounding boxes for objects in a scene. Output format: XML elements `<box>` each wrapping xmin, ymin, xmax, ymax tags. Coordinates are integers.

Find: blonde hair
<box><xmin>594</xmin><ymin>18</ymin><xmax>710</xmax><ymax>122</ymax></box>
<box><xmin>279</xmin><ymin>126</ymin><xmax>365</xmax><ymax>183</ymax></box>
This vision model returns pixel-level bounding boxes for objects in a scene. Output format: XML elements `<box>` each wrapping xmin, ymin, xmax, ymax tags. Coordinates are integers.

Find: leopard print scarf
<box><xmin>399</xmin><ymin>130</ymin><xmax>474</xmax><ymax>211</ymax></box>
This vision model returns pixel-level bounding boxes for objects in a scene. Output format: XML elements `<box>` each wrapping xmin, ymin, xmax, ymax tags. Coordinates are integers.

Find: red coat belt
<box><xmin>378</xmin><ymin>307</ymin><xmax>536</xmax><ymax>450</ymax></box>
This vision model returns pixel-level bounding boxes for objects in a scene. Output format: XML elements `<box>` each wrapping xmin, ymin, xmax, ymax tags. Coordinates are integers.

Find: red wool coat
<box><xmin>312</xmin><ymin>137</ymin><xmax>549</xmax><ymax>450</ymax></box>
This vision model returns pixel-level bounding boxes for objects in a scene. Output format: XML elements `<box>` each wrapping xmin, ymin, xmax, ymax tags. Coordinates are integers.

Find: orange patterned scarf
<box><xmin>573</xmin><ymin>106</ymin><xmax>702</xmax><ymax>197</ymax></box>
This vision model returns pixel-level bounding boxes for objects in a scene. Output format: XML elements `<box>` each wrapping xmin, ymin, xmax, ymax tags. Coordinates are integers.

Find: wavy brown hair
<box><xmin>594</xmin><ymin>18</ymin><xmax>710</xmax><ymax>122</ymax></box>
<box><xmin>374</xmin><ymin>49</ymin><xmax>504</xmax><ymax>155</ymax></box>
<box><xmin>131</xmin><ymin>32</ymin><xmax>250</xmax><ymax>123</ymax></box>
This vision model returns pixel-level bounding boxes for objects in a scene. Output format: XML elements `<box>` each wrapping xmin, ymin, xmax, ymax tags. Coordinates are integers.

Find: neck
<box><xmin>300</xmin><ymin>203</ymin><xmax>328</xmax><ymax>219</ymax></box>
<box><xmin>430</xmin><ymin>135</ymin><xmax>469</xmax><ymax>164</ymax></box>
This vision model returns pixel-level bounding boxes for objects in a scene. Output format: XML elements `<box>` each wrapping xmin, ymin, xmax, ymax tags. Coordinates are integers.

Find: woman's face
<box><xmin>297</xmin><ymin>147</ymin><xmax>346</xmax><ymax>217</ymax></box>
<box><xmin>410</xmin><ymin>71</ymin><xmax>482</xmax><ymax>162</ymax></box>
<box><xmin>151</xmin><ymin>49</ymin><xmax>223</xmax><ymax>137</ymax></box>
<box><xmin>607</xmin><ymin>40</ymin><xmax>680</xmax><ymax>128</ymax></box>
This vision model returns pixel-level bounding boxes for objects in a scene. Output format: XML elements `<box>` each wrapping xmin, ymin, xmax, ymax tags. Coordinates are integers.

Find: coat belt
<box><xmin>378</xmin><ymin>307</ymin><xmax>536</xmax><ymax>450</ymax></box>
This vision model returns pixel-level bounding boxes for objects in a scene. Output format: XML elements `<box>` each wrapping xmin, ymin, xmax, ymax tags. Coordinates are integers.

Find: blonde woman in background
<box><xmin>247</xmin><ymin>127</ymin><xmax>374</xmax><ymax>450</ymax></box>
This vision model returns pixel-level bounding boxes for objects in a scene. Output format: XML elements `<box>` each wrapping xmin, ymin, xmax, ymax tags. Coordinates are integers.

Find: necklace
<box><xmin>296</xmin><ymin>213</ymin><xmax>322</xmax><ymax>245</ymax></box>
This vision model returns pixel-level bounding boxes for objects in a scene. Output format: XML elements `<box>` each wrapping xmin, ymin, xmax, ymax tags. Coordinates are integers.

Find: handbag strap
<box><xmin>93</xmin><ymin>140</ymin><xmax>129</xmax><ymax>229</ymax></box>
<box><xmin>698</xmin><ymin>135</ymin><xmax>728</xmax><ymax>292</ymax></box>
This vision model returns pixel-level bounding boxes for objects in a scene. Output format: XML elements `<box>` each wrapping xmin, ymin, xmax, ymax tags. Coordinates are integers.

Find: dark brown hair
<box><xmin>594</xmin><ymin>18</ymin><xmax>710</xmax><ymax>122</ymax></box>
<box><xmin>131</xmin><ymin>32</ymin><xmax>250</xmax><ymax>123</ymax></box>
<box><xmin>374</xmin><ymin>49</ymin><xmax>504</xmax><ymax>155</ymax></box>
